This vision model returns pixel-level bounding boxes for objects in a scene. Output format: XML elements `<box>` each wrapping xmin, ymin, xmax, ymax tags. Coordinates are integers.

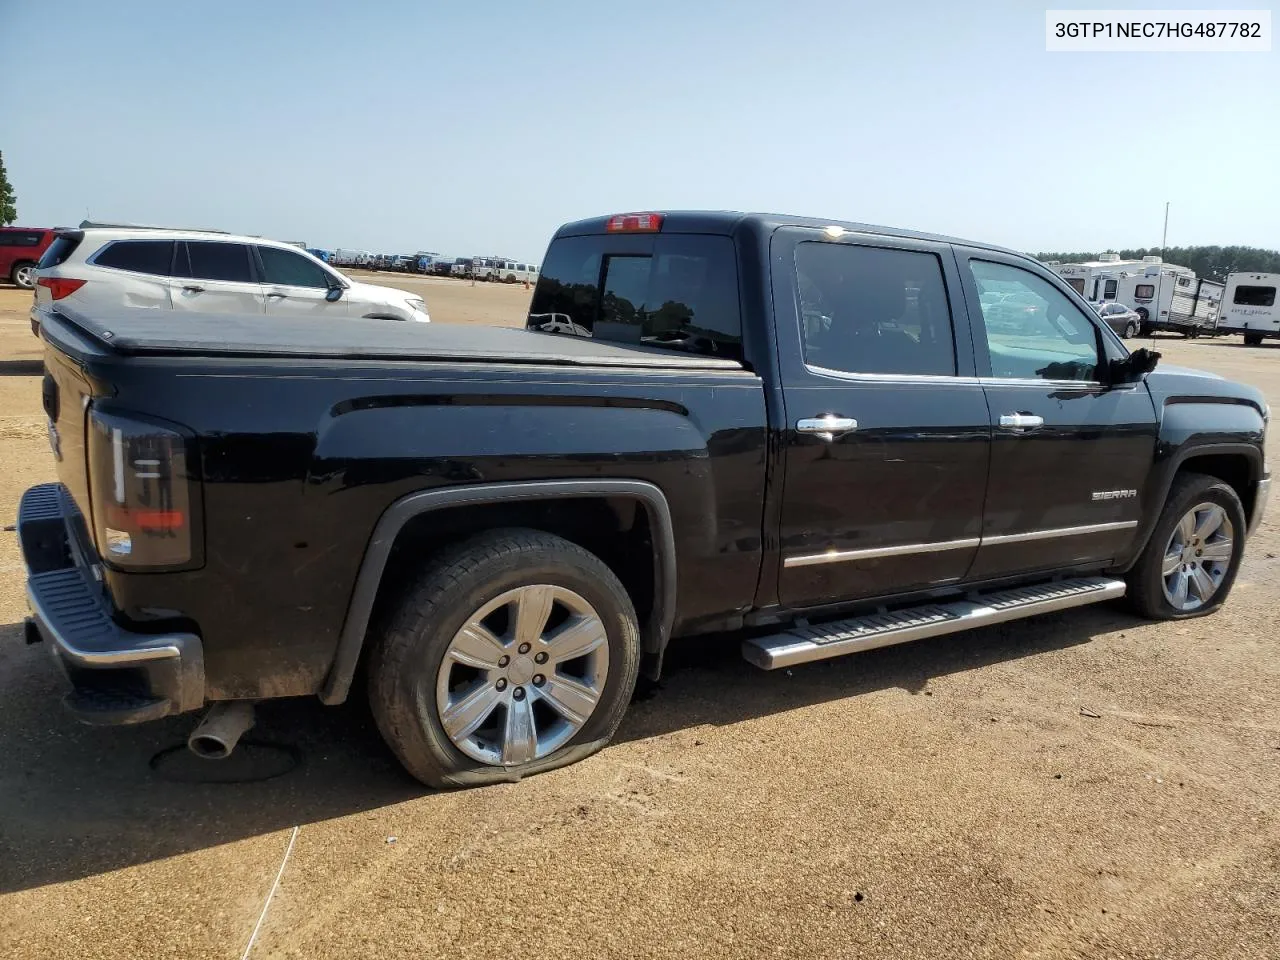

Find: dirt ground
<box><xmin>0</xmin><ymin>282</ymin><xmax>1276</xmax><ymax>960</ymax></box>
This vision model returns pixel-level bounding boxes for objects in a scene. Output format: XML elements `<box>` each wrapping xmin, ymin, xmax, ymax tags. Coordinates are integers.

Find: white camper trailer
<box><xmin>1218</xmin><ymin>273</ymin><xmax>1280</xmax><ymax>345</ymax></box>
<box><xmin>1052</xmin><ymin>254</ymin><xmax>1180</xmax><ymax>302</ymax></box>
<box><xmin>1052</xmin><ymin>256</ymin><xmax>1216</xmax><ymax>335</ymax></box>
<box><xmin>1116</xmin><ymin>268</ymin><xmax>1223</xmax><ymax>337</ymax></box>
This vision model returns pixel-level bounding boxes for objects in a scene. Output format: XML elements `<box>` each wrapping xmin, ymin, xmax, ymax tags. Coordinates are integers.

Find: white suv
<box><xmin>32</xmin><ymin>226</ymin><xmax>430</xmax><ymax>329</ymax></box>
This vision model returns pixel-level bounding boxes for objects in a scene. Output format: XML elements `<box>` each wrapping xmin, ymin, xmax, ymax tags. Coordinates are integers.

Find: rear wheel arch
<box><xmin>320</xmin><ymin>480</ymin><xmax>677</xmax><ymax>705</ymax></box>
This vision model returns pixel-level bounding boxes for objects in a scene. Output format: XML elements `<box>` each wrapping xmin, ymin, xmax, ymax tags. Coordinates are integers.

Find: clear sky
<box><xmin>2</xmin><ymin>0</ymin><xmax>1276</xmax><ymax>260</ymax></box>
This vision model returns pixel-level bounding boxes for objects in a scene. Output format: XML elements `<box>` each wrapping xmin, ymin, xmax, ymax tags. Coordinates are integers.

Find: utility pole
<box><xmin>1160</xmin><ymin>201</ymin><xmax>1170</xmax><ymax>257</ymax></box>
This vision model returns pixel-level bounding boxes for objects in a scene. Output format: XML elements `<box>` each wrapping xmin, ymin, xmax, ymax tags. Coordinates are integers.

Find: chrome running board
<box><xmin>742</xmin><ymin>577</ymin><xmax>1126</xmax><ymax>670</ymax></box>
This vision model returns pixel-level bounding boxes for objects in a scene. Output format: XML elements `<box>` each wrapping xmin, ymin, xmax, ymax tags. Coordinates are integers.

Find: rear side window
<box><xmin>183</xmin><ymin>242</ymin><xmax>254</xmax><ymax>282</ymax></box>
<box><xmin>257</xmin><ymin>245</ymin><xmax>331</xmax><ymax>288</ymax></box>
<box><xmin>93</xmin><ymin>240</ymin><xmax>175</xmax><ymax>276</ymax></box>
<box><xmin>795</xmin><ymin>242</ymin><xmax>955</xmax><ymax>377</ymax></box>
<box><xmin>0</xmin><ymin>230</ymin><xmax>44</xmax><ymax>247</ymax></box>
<box><xmin>39</xmin><ymin>234</ymin><xmax>81</xmax><ymax>268</ymax></box>
<box><xmin>1065</xmin><ymin>278</ymin><xmax>1085</xmax><ymax>295</ymax></box>
<box><xmin>527</xmin><ymin>234</ymin><xmax>742</xmax><ymax>359</ymax></box>
<box><xmin>1135</xmin><ymin>283</ymin><xmax>1155</xmax><ymax>299</ymax></box>
<box><xmin>1103</xmin><ymin>279</ymin><xmax>1117</xmax><ymax>299</ymax></box>
<box><xmin>1234</xmin><ymin>285</ymin><xmax>1276</xmax><ymax>307</ymax></box>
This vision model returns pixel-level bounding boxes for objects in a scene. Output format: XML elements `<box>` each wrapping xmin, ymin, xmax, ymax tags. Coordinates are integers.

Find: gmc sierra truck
<box><xmin>19</xmin><ymin>211</ymin><xmax>1271</xmax><ymax>788</ymax></box>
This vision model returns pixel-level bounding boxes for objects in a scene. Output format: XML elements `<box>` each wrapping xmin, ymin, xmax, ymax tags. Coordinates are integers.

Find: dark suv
<box><xmin>0</xmin><ymin>226</ymin><xmax>57</xmax><ymax>289</ymax></box>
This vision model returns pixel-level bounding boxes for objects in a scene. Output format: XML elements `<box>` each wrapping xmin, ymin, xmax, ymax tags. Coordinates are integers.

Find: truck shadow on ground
<box><xmin>0</xmin><ymin>603</ymin><xmax>1134</xmax><ymax>894</ymax></box>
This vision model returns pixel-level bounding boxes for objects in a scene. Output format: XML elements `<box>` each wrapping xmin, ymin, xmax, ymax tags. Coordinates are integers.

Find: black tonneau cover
<box><xmin>50</xmin><ymin>306</ymin><xmax>744</xmax><ymax>371</ymax></box>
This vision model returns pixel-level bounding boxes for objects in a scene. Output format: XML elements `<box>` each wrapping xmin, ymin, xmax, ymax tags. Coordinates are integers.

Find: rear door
<box><xmin>255</xmin><ymin>245</ymin><xmax>347</xmax><ymax>317</ymax></box>
<box><xmin>958</xmin><ymin>251</ymin><xmax>1158</xmax><ymax>580</ymax></box>
<box><xmin>772</xmin><ymin>229</ymin><xmax>990</xmax><ymax>608</ymax></box>
<box><xmin>170</xmin><ymin>241</ymin><xmax>265</xmax><ymax>313</ymax></box>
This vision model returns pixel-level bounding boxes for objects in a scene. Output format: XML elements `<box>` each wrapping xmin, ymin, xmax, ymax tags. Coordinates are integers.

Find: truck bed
<box><xmin>47</xmin><ymin>305</ymin><xmax>744</xmax><ymax>370</ymax></box>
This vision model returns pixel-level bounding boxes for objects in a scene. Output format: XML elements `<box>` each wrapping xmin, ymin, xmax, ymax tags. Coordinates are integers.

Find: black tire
<box><xmin>368</xmin><ymin>528</ymin><xmax>641</xmax><ymax>788</ymax></box>
<box><xmin>10</xmin><ymin>261</ymin><xmax>35</xmax><ymax>289</ymax></box>
<box><xmin>1244</xmin><ymin>332</ymin><xmax>1264</xmax><ymax>347</ymax></box>
<box><xmin>1124</xmin><ymin>320</ymin><xmax>1138</xmax><ymax>339</ymax></box>
<box><xmin>1126</xmin><ymin>472</ymin><xmax>1247</xmax><ymax>621</ymax></box>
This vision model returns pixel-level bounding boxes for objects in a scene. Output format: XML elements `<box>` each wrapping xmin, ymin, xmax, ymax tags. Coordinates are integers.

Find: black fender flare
<box><xmin>1116</xmin><ymin>441</ymin><xmax>1264</xmax><ymax>572</ymax></box>
<box><xmin>320</xmin><ymin>479</ymin><xmax>677</xmax><ymax>705</ymax></box>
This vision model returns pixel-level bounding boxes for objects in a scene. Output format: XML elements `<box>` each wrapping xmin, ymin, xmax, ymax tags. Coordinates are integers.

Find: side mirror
<box><xmin>1113</xmin><ymin>346</ymin><xmax>1160</xmax><ymax>383</ymax></box>
<box><xmin>325</xmin><ymin>285</ymin><xmax>343</xmax><ymax>303</ymax></box>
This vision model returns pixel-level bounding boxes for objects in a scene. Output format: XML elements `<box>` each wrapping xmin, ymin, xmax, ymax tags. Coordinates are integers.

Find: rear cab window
<box><xmin>527</xmin><ymin>233</ymin><xmax>742</xmax><ymax>360</ymax></box>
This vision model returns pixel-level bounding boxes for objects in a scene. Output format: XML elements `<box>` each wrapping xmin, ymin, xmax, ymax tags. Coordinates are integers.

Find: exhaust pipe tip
<box><xmin>187</xmin><ymin>701</ymin><xmax>256</xmax><ymax>760</ymax></box>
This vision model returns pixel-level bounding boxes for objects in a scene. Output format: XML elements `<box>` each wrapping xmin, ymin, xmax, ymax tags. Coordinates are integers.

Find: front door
<box><xmin>170</xmin><ymin>240</ymin><xmax>266</xmax><ymax>314</ymax></box>
<box><xmin>773</xmin><ymin>229</ymin><xmax>990</xmax><ymax>609</ymax></box>
<box><xmin>957</xmin><ymin>252</ymin><xmax>1159</xmax><ymax>579</ymax></box>
<box><xmin>255</xmin><ymin>245</ymin><xmax>348</xmax><ymax>317</ymax></box>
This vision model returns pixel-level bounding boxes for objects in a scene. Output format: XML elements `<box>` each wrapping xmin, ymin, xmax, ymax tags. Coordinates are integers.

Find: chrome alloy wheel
<box><xmin>435</xmin><ymin>584</ymin><xmax>610</xmax><ymax>766</ymax></box>
<box><xmin>14</xmin><ymin>263</ymin><xmax>35</xmax><ymax>289</ymax></box>
<box><xmin>1161</xmin><ymin>502</ymin><xmax>1235</xmax><ymax>611</ymax></box>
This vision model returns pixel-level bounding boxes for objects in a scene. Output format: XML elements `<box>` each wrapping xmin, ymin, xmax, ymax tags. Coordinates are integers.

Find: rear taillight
<box><xmin>605</xmin><ymin>213</ymin><xmax>664</xmax><ymax>233</ymax></box>
<box><xmin>86</xmin><ymin>408</ymin><xmax>198</xmax><ymax>570</ymax></box>
<box><xmin>37</xmin><ymin>277</ymin><xmax>86</xmax><ymax>300</ymax></box>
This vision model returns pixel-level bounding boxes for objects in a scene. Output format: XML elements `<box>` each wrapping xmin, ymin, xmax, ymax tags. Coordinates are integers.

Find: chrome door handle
<box><xmin>999</xmin><ymin>413</ymin><xmax>1045</xmax><ymax>431</ymax></box>
<box><xmin>797</xmin><ymin>415</ymin><xmax>858</xmax><ymax>440</ymax></box>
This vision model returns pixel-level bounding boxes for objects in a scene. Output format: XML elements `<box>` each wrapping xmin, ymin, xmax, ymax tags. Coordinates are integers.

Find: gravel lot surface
<box><xmin>0</xmin><ymin>283</ymin><xmax>1275</xmax><ymax>960</ymax></box>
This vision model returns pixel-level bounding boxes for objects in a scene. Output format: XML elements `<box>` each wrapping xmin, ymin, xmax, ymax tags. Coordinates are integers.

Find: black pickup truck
<box><xmin>19</xmin><ymin>211</ymin><xmax>1271</xmax><ymax>787</ymax></box>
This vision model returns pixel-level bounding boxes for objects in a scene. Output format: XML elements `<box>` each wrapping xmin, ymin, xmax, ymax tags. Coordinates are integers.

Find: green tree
<box><xmin>0</xmin><ymin>152</ymin><xmax>15</xmax><ymax>225</ymax></box>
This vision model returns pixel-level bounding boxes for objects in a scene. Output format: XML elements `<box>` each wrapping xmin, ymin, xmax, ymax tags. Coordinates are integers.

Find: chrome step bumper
<box><xmin>742</xmin><ymin>576</ymin><xmax>1126</xmax><ymax>670</ymax></box>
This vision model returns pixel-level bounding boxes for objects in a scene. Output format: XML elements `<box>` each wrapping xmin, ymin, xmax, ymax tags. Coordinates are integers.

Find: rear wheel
<box><xmin>368</xmin><ymin>529</ymin><xmax>641</xmax><ymax>788</ymax></box>
<box><xmin>10</xmin><ymin>262</ymin><xmax>35</xmax><ymax>289</ymax></box>
<box><xmin>1127</xmin><ymin>473</ymin><xmax>1246</xmax><ymax>620</ymax></box>
<box><xmin>1123</xmin><ymin>320</ymin><xmax>1138</xmax><ymax>339</ymax></box>
<box><xmin>1244</xmin><ymin>332</ymin><xmax>1264</xmax><ymax>346</ymax></box>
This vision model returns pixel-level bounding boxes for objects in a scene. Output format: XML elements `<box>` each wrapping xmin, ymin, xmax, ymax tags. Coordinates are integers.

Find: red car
<box><xmin>0</xmin><ymin>226</ymin><xmax>57</xmax><ymax>289</ymax></box>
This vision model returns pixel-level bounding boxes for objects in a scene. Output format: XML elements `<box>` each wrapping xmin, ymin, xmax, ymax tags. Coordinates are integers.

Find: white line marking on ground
<box><xmin>241</xmin><ymin>825</ymin><xmax>300</xmax><ymax>960</ymax></box>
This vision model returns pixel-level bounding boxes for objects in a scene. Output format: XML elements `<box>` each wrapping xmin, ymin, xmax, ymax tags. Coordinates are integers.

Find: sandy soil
<box><xmin>0</xmin><ymin>283</ymin><xmax>1276</xmax><ymax>960</ymax></box>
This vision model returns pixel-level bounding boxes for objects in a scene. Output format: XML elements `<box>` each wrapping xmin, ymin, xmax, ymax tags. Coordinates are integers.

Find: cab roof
<box><xmin>552</xmin><ymin>210</ymin><xmax>1031</xmax><ymax>260</ymax></box>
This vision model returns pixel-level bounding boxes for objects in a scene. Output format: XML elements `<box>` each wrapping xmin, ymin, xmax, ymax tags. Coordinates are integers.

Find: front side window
<box><xmin>1135</xmin><ymin>283</ymin><xmax>1155</xmax><ymax>299</ymax></box>
<box><xmin>1235</xmin><ymin>285</ymin><xmax>1276</xmax><ymax>307</ymax></box>
<box><xmin>258</xmin><ymin>246</ymin><xmax>331</xmax><ymax>288</ymax></box>
<box><xmin>969</xmin><ymin>260</ymin><xmax>1101</xmax><ymax>382</ymax></box>
<box><xmin>528</xmin><ymin>234</ymin><xmax>742</xmax><ymax>359</ymax></box>
<box><xmin>93</xmin><ymin>239</ymin><xmax>175</xmax><ymax>276</ymax></box>
<box><xmin>183</xmin><ymin>242</ymin><xmax>254</xmax><ymax>282</ymax></box>
<box><xmin>795</xmin><ymin>242</ymin><xmax>955</xmax><ymax>377</ymax></box>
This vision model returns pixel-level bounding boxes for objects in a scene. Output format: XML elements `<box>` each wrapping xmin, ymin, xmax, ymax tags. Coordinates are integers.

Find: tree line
<box><xmin>1035</xmin><ymin>245</ymin><xmax>1280</xmax><ymax>283</ymax></box>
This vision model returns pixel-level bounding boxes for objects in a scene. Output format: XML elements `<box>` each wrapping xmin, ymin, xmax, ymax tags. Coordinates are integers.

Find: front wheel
<box><xmin>11</xmin><ymin>262</ymin><xmax>35</xmax><ymax>289</ymax></box>
<box><xmin>1126</xmin><ymin>473</ymin><xmax>1246</xmax><ymax>620</ymax></box>
<box><xmin>368</xmin><ymin>529</ymin><xmax>641</xmax><ymax>788</ymax></box>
